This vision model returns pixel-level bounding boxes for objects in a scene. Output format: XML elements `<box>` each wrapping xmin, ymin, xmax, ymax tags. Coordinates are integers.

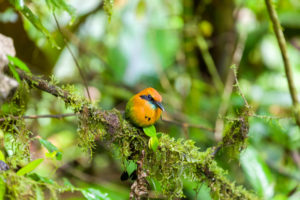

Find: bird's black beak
<box><xmin>155</xmin><ymin>101</ymin><xmax>165</xmax><ymax>111</ymax></box>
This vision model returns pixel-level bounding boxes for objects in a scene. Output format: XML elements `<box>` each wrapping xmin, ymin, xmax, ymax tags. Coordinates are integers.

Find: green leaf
<box><xmin>81</xmin><ymin>188</ymin><xmax>111</xmax><ymax>200</ymax></box>
<box><xmin>0</xmin><ymin>151</ymin><xmax>5</xmax><ymax>162</ymax></box>
<box><xmin>28</xmin><ymin>173</ymin><xmax>55</xmax><ymax>185</ymax></box>
<box><xmin>45</xmin><ymin>0</ymin><xmax>76</xmax><ymax>23</ymax></box>
<box><xmin>45</xmin><ymin>151</ymin><xmax>57</xmax><ymax>159</ymax></box>
<box><xmin>143</xmin><ymin>125</ymin><xmax>156</xmax><ymax>137</ymax></box>
<box><xmin>240</xmin><ymin>146</ymin><xmax>274</xmax><ymax>198</ymax></box>
<box><xmin>125</xmin><ymin>160</ymin><xmax>137</xmax><ymax>175</ymax></box>
<box><xmin>8</xmin><ymin>0</ymin><xmax>59</xmax><ymax>48</ymax></box>
<box><xmin>17</xmin><ymin>158</ymin><xmax>44</xmax><ymax>176</ymax></box>
<box><xmin>148</xmin><ymin>136</ymin><xmax>159</xmax><ymax>152</ymax></box>
<box><xmin>156</xmin><ymin>132</ymin><xmax>163</xmax><ymax>139</ymax></box>
<box><xmin>39</xmin><ymin>138</ymin><xmax>62</xmax><ymax>160</ymax></box>
<box><xmin>0</xmin><ymin>177</ymin><xmax>5</xmax><ymax>200</ymax></box>
<box><xmin>7</xmin><ymin>55</ymin><xmax>31</xmax><ymax>73</ymax></box>
<box><xmin>8</xmin><ymin>63</ymin><xmax>20</xmax><ymax>83</ymax></box>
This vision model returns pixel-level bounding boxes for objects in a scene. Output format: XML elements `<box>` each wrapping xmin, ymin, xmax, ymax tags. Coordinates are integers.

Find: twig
<box><xmin>265</xmin><ymin>0</ymin><xmax>300</xmax><ymax>126</ymax></box>
<box><xmin>0</xmin><ymin>113</ymin><xmax>76</xmax><ymax>122</ymax></box>
<box><xmin>155</xmin><ymin>62</ymin><xmax>173</xmax><ymax>93</ymax></box>
<box><xmin>222</xmin><ymin>114</ymin><xmax>291</xmax><ymax>122</ymax></box>
<box><xmin>63</xmin><ymin>28</ymin><xmax>111</xmax><ymax>70</ymax></box>
<box><xmin>214</xmin><ymin>64</ymin><xmax>250</xmax><ymax>145</ymax></box>
<box><xmin>288</xmin><ymin>185</ymin><xmax>299</xmax><ymax>197</ymax></box>
<box><xmin>162</xmin><ymin>118</ymin><xmax>214</xmax><ymax>132</ymax></box>
<box><xmin>214</xmin><ymin>20</ymin><xmax>248</xmax><ymax>141</ymax></box>
<box><xmin>214</xmin><ymin>73</ymin><xmax>235</xmax><ymax>141</ymax></box>
<box><xmin>251</xmin><ymin>114</ymin><xmax>292</xmax><ymax>120</ymax></box>
<box><xmin>197</xmin><ymin>34</ymin><xmax>224</xmax><ymax>93</ymax></box>
<box><xmin>231</xmin><ymin>65</ymin><xmax>249</xmax><ymax>108</ymax></box>
<box><xmin>52</xmin><ymin>12</ymin><xmax>92</xmax><ymax>102</ymax></box>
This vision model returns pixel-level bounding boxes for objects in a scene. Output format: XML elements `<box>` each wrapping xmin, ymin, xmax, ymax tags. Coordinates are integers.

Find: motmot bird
<box><xmin>125</xmin><ymin>87</ymin><xmax>165</xmax><ymax>127</ymax></box>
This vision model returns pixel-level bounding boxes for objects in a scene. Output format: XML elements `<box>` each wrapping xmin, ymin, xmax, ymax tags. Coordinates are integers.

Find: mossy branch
<box><xmin>265</xmin><ymin>0</ymin><xmax>300</xmax><ymax>126</ymax></box>
<box><xmin>11</xmin><ymin>69</ymin><xmax>258</xmax><ymax>199</ymax></box>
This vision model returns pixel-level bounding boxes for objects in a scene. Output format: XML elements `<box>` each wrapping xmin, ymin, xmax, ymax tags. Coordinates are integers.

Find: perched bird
<box><xmin>125</xmin><ymin>88</ymin><xmax>164</xmax><ymax>127</ymax></box>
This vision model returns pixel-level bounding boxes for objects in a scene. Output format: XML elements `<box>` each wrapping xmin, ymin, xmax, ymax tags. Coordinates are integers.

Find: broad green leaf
<box><xmin>17</xmin><ymin>158</ymin><xmax>44</xmax><ymax>176</ymax></box>
<box><xmin>81</xmin><ymin>188</ymin><xmax>111</xmax><ymax>200</ymax></box>
<box><xmin>125</xmin><ymin>160</ymin><xmax>137</xmax><ymax>175</ymax></box>
<box><xmin>8</xmin><ymin>63</ymin><xmax>20</xmax><ymax>83</ymax></box>
<box><xmin>39</xmin><ymin>138</ymin><xmax>62</xmax><ymax>160</ymax></box>
<box><xmin>7</xmin><ymin>56</ymin><xmax>30</xmax><ymax>73</ymax></box>
<box><xmin>240</xmin><ymin>147</ymin><xmax>274</xmax><ymax>198</ymax></box>
<box><xmin>148</xmin><ymin>136</ymin><xmax>159</xmax><ymax>151</ymax></box>
<box><xmin>143</xmin><ymin>125</ymin><xmax>156</xmax><ymax>137</ymax></box>
<box><xmin>0</xmin><ymin>177</ymin><xmax>5</xmax><ymax>200</ymax></box>
<box><xmin>0</xmin><ymin>151</ymin><xmax>5</xmax><ymax>162</ymax></box>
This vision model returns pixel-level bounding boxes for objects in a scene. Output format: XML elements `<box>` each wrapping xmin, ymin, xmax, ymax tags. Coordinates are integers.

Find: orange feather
<box><xmin>125</xmin><ymin>88</ymin><xmax>164</xmax><ymax>127</ymax></box>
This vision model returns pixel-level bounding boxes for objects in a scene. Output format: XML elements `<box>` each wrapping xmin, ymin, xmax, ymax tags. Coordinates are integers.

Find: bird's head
<box><xmin>138</xmin><ymin>88</ymin><xmax>165</xmax><ymax>111</ymax></box>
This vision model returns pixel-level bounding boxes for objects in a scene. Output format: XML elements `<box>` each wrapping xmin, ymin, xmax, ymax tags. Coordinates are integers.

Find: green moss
<box><xmin>114</xmin><ymin>124</ymin><xmax>258</xmax><ymax>199</ymax></box>
<box><xmin>220</xmin><ymin>116</ymin><xmax>249</xmax><ymax>158</ymax></box>
<box><xmin>68</xmin><ymin>104</ymin><xmax>258</xmax><ymax>199</ymax></box>
<box><xmin>0</xmin><ymin>83</ymin><xmax>31</xmax><ymax>169</ymax></box>
<box><xmin>2</xmin><ymin>76</ymin><xmax>258</xmax><ymax>199</ymax></box>
<box><xmin>1</xmin><ymin>171</ymin><xmax>81</xmax><ymax>200</ymax></box>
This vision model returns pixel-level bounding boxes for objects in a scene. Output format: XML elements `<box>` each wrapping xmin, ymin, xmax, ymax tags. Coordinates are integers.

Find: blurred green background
<box><xmin>1</xmin><ymin>0</ymin><xmax>300</xmax><ymax>199</ymax></box>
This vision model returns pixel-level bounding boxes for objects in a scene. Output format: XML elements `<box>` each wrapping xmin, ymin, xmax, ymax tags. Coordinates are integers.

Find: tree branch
<box><xmin>162</xmin><ymin>118</ymin><xmax>214</xmax><ymax>132</ymax></box>
<box><xmin>265</xmin><ymin>0</ymin><xmax>300</xmax><ymax>126</ymax></box>
<box><xmin>9</xmin><ymin>69</ymin><xmax>258</xmax><ymax>199</ymax></box>
<box><xmin>0</xmin><ymin>113</ymin><xmax>76</xmax><ymax>122</ymax></box>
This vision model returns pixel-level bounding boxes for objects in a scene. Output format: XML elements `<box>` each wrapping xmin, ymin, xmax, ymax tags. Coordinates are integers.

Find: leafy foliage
<box><xmin>39</xmin><ymin>138</ymin><xmax>62</xmax><ymax>160</ymax></box>
<box><xmin>16</xmin><ymin>158</ymin><xmax>44</xmax><ymax>176</ymax></box>
<box><xmin>0</xmin><ymin>170</ymin><xmax>110</xmax><ymax>200</ymax></box>
<box><xmin>1</xmin><ymin>0</ymin><xmax>300</xmax><ymax>199</ymax></box>
<box><xmin>8</xmin><ymin>0</ymin><xmax>59</xmax><ymax>48</ymax></box>
<box><xmin>45</xmin><ymin>0</ymin><xmax>76</xmax><ymax>22</ymax></box>
<box><xmin>143</xmin><ymin>125</ymin><xmax>159</xmax><ymax>151</ymax></box>
<box><xmin>7</xmin><ymin>56</ymin><xmax>31</xmax><ymax>73</ymax></box>
<box><xmin>81</xmin><ymin>188</ymin><xmax>111</xmax><ymax>200</ymax></box>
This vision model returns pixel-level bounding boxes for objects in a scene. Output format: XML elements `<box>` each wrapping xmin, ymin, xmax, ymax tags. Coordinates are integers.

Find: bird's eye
<box><xmin>147</xmin><ymin>95</ymin><xmax>152</xmax><ymax>100</ymax></box>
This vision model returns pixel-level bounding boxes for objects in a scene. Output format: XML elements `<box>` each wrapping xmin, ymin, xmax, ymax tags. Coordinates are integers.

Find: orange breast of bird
<box><xmin>125</xmin><ymin>88</ymin><xmax>163</xmax><ymax>127</ymax></box>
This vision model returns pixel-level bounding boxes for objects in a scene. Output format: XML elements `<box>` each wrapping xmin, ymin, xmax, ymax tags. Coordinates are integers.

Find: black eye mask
<box><xmin>140</xmin><ymin>94</ymin><xmax>154</xmax><ymax>102</ymax></box>
<box><xmin>140</xmin><ymin>95</ymin><xmax>165</xmax><ymax>111</ymax></box>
